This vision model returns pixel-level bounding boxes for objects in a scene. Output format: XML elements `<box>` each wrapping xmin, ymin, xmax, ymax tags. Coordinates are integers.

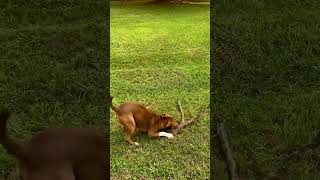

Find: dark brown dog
<box><xmin>0</xmin><ymin>109</ymin><xmax>107</xmax><ymax>180</ymax></box>
<box><xmin>110</xmin><ymin>96</ymin><xmax>178</xmax><ymax>146</ymax></box>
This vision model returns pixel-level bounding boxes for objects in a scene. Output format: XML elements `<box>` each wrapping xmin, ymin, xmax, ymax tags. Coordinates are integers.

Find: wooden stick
<box><xmin>171</xmin><ymin>100</ymin><xmax>208</xmax><ymax>135</ymax></box>
<box><xmin>177</xmin><ymin>100</ymin><xmax>185</xmax><ymax>123</ymax></box>
<box><xmin>217</xmin><ymin>121</ymin><xmax>239</xmax><ymax>180</ymax></box>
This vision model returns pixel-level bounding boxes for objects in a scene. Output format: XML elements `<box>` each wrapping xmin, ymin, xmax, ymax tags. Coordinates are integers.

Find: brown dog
<box><xmin>0</xmin><ymin>109</ymin><xmax>107</xmax><ymax>180</ymax></box>
<box><xmin>110</xmin><ymin>96</ymin><xmax>178</xmax><ymax>146</ymax></box>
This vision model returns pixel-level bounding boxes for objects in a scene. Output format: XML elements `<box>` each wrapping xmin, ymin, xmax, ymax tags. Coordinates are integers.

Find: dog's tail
<box><xmin>109</xmin><ymin>96</ymin><xmax>120</xmax><ymax>114</ymax></box>
<box><xmin>0</xmin><ymin>109</ymin><xmax>25</xmax><ymax>161</ymax></box>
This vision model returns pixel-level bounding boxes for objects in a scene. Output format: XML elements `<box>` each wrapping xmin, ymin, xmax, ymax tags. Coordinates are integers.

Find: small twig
<box><xmin>177</xmin><ymin>100</ymin><xmax>185</xmax><ymax>123</ymax></box>
<box><xmin>217</xmin><ymin>121</ymin><xmax>239</xmax><ymax>180</ymax></box>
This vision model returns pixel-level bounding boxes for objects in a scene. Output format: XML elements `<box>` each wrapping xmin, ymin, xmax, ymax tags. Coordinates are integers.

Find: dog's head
<box><xmin>159</xmin><ymin>113</ymin><xmax>178</xmax><ymax>130</ymax></box>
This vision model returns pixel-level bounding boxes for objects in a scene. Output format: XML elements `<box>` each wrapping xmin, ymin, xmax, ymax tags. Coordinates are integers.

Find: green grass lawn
<box><xmin>213</xmin><ymin>1</ymin><xmax>320</xmax><ymax>179</ymax></box>
<box><xmin>110</xmin><ymin>3</ymin><xmax>210</xmax><ymax>179</ymax></box>
<box><xmin>0</xmin><ymin>1</ymin><xmax>107</xmax><ymax>179</ymax></box>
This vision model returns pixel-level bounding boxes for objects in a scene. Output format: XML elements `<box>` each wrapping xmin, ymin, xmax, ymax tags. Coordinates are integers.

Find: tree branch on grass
<box><xmin>169</xmin><ymin>100</ymin><xmax>208</xmax><ymax>135</ymax></box>
<box><xmin>217</xmin><ymin>119</ymin><xmax>239</xmax><ymax>180</ymax></box>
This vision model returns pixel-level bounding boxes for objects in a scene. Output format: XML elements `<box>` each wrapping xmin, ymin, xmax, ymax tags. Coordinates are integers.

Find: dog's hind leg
<box><xmin>119</xmin><ymin>114</ymin><xmax>139</xmax><ymax>146</ymax></box>
<box><xmin>125</xmin><ymin>130</ymin><xmax>138</xmax><ymax>146</ymax></box>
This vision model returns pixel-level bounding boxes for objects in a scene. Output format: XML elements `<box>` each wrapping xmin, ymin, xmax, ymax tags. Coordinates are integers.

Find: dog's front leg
<box><xmin>159</xmin><ymin>132</ymin><xmax>174</xmax><ymax>139</ymax></box>
<box><xmin>148</xmin><ymin>131</ymin><xmax>174</xmax><ymax>139</ymax></box>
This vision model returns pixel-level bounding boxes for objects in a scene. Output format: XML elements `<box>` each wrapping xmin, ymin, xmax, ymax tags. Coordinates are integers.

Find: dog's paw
<box><xmin>166</xmin><ymin>133</ymin><xmax>174</xmax><ymax>139</ymax></box>
<box><xmin>134</xmin><ymin>142</ymin><xmax>140</xmax><ymax>146</ymax></box>
<box><xmin>159</xmin><ymin>132</ymin><xmax>174</xmax><ymax>139</ymax></box>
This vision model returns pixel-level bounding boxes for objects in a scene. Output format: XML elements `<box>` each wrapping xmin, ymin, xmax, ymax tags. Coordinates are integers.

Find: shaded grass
<box><xmin>0</xmin><ymin>1</ymin><xmax>107</xmax><ymax>178</ymax></box>
<box><xmin>111</xmin><ymin>3</ymin><xmax>209</xmax><ymax>179</ymax></box>
<box><xmin>213</xmin><ymin>0</ymin><xmax>320</xmax><ymax>179</ymax></box>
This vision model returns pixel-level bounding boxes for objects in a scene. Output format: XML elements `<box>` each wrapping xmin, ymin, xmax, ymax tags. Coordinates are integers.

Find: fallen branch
<box><xmin>217</xmin><ymin>121</ymin><xmax>239</xmax><ymax>180</ymax></box>
<box><xmin>170</xmin><ymin>100</ymin><xmax>208</xmax><ymax>135</ymax></box>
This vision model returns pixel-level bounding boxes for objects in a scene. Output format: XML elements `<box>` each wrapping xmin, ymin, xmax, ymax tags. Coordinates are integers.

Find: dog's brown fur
<box><xmin>110</xmin><ymin>96</ymin><xmax>178</xmax><ymax>145</ymax></box>
<box><xmin>0</xmin><ymin>109</ymin><xmax>107</xmax><ymax>180</ymax></box>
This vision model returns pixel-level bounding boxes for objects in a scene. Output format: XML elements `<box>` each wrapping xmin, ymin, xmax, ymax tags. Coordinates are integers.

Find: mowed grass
<box><xmin>213</xmin><ymin>1</ymin><xmax>320</xmax><ymax>179</ymax></box>
<box><xmin>111</xmin><ymin>3</ymin><xmax>209</xmax><ymax>179</ymax></box>
<box><xmin>0</xmin><ymin>1</ymin><xmax>107</xmax><ymax>179</ymax></box>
